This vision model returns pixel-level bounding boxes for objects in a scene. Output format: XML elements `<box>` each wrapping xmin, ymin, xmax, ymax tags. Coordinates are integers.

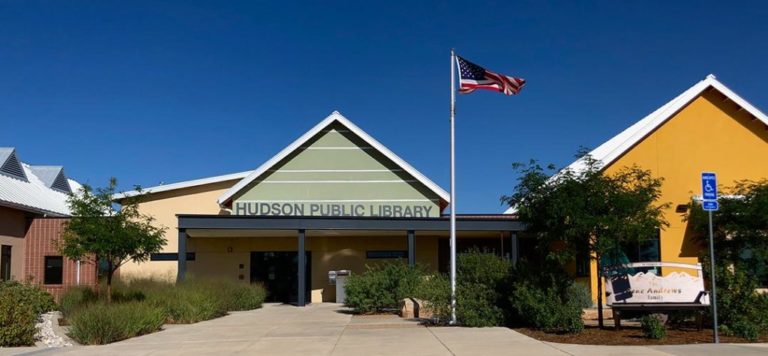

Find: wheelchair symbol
<box><xmin>704</xmin><ymin>181</ymin><xmax>714</xmax><ymax>193</ymax></box>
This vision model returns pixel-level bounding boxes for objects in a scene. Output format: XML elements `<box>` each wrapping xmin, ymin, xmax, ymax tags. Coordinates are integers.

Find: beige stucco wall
<box><xmin>187</xmin><ymin>233</ymin><xmax>440</xmax><ymax>303</ymax></box>
<box><xmin>119</xmin><ymin>180</ymin><xmax>239</xmax><ymax>281</ymax></box>
<box><xmin>0</xmin><ymin>205</ymin><xmax>28</xmax><ymax>280</ymax></box>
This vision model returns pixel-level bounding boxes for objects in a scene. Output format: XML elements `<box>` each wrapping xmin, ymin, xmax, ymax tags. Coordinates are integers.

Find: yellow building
<box><xmin>504</xmin><ymin>74</ymin><xmax>768</xmax><ymax>298</ymax></box>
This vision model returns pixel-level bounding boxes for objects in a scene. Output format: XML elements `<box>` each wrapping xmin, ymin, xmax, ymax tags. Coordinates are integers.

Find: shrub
<box><xmin>145</xmin><ymin>281</ymin><xmax>226</xmax><ymax>324</ymax></box>
<box><xmin>510</xmin><ymin>280</ymin><xmax>584</xmax><ymax>333</ymax></box>
<box><xmin>455</xmin><ymin>250</ymin><xmax>511</xmax><ymax>327</ymax></box>
<box><xmin>508</xmin><ymin>262</ymin><xmax>584</xmax><ymax>333</ymax></box>
<box><xmin>67</xmin><ymin>301</ymin><xmax>165</xmax><ymax>345</ymax></box>
<box><xmin>704</xmin><ymin>260</ymin><xmax>768</xmax><ymax>341</ymax></box>
<box><xmin>566</xmin><ymin>283</ymin><xmax>593</xmax><ymax>309</ymax></box>
<box><xmin>641</xmin><ymin>314</ymin><xmax>666</xmax><ymax>339</ymax></box>
<box><xmin>0</xmin><ymin>282</ymin><xmax>48</xmax><ymax>347</ymax></box>
<box><xmin>344</xmin><ymin>262</ymin><xmax>425</xmax><ymax>313</ymax></box>
<box><xmin>414</xmin><ymin>274</ymin><xmax>451</xmax><ymax>322</ymax></box>
<box><xmin>59</xmin><ymin>286</ymin><xmax>98</xmax><ymax>317</ymax></box>
<box><xmin>211</xmin><ymin>280</ymin><xmax>267</xmax><ymax>311</ymax></box>
<box><xmin>413</xmin><ymin>251</ymin><xmax>512</xmax><ymax>327</ymax></box>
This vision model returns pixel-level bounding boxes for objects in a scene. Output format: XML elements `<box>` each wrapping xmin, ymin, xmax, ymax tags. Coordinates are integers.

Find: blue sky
<box><xmin>2</xmin><ymin>1</ymin><xmax>767</xmax><ymax>213</ymax></box>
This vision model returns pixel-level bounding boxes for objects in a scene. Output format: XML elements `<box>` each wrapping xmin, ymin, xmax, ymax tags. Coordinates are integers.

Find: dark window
<box><xmin>366</xmin><ymin>251</ymin><xmax>407</xmax><ymax>259</ymax></box>
<box><xmin>44</xmin><ymin>256</ymin><xmax>63</xmax><ymax>285</ymax></box>
<box><xmin>1</xmin><ymin>245</ymin><xmax>11</xmax><ymax>281</ymax></box>
<box><xmin>576</xmin><ymin>251</ymin><xmax>590</xmax><ymax>277</ymax></box>
<box><xmin>150</xmin><ymin>252</ymin><xmax>196</xmax><ymax>261</ymax></box>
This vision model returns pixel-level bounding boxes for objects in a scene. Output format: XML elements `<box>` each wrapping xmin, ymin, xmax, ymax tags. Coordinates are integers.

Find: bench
<box><xmin>603</xmin><ymin>262</ymin><xmax>711</xmax><ymax>330</ymax></box>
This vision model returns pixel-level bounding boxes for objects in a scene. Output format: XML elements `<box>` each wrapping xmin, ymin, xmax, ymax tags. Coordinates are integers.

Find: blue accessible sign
<box><xmin>701</xmin><ymin>172</ymin><xmax>718</xmax><ymax>211</ymax></box>
<box><xmin>701</xmin><ymin>172</ymin><xmax>718</xmax><ymax>201</ymax></box>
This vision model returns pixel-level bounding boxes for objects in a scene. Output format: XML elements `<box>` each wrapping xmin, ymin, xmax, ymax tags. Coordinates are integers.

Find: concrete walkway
<box><xmin>3</xmin><ymin>303</ymin><xmax>767</xmax><ymax>355</ymax></box>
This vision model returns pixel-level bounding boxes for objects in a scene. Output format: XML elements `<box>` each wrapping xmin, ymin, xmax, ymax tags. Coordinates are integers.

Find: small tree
<box><xmin>58</xmin><ymin>178</ymin><xmax>166</xmax><ymax>303</ymax></box>
<box><xmin>502</xmin><ymin>153</ymin><xmax>669</xmax><ymax>327</ymax></box>
<box><xmin>687</xmin><ymin>180</ymin><xmax>768</xmax><ymax>339</ymax></box>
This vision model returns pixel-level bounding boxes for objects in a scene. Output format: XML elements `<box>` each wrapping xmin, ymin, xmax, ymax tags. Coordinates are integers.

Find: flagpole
<box><xmin>449</xmin><ymin>48</ymin><xmax>457</xmax><ymax>325</ymax></box>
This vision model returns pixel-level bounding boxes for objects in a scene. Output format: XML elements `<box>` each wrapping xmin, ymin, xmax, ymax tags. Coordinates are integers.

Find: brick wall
<box><xmin>24</xmin><ymin>218</ymin><xmax>97</xmax><ymax>302</ymax></box>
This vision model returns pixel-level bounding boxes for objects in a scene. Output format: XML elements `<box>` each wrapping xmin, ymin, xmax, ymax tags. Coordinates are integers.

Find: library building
<box><xmin>112</xmin><ymin>75</ymin><xmax>768</xmax><ymax>306</ymax></box>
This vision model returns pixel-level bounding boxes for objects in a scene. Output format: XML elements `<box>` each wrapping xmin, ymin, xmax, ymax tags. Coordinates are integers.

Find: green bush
<box><xmin>142</xmin><ymin>281</ymin><xmax>226</xmax><ymax>324</ymax></box>
<box><xmin>455</xmin><ymin>250</ymin><xmax>511</xmax><ymax>327</ymax></box>
<box><xmin>508</xmin><ymin>262</ymin><xmax>584</xmax><ymax>333</ymax></box>
<box><xmin>641</xmin><ymin>314</ymin><xmax>666</xmax><ymax>339</ymax></box>
<box><xmin>412</xmin><ymin>251</ymin><xmax>512</xmax><ymax>327</ymax></box>
<box><xmin>0</xmin><ymin>282</ymin><xmax>52</xmax><ymax>347</ymax></box>
<box><xmin>344</xmin><ymin>262</ymin><xmax>425</xmax><ymax>314</ymax></box>
<box><xmin>201</xmin><ymin>279</ymin><xmax>267</xmax><ymax>311</ymax></box>
<box><xmin>67</xmin><ymin>301</ymin><xmax>165</xmax><ymax>345</ymax></box>
<box><xmin>510</xmin><ymin>280</ymin><xmax>584</xmax><ymax>333</ymax></box>
<box><xmin>704</xmin><ymin>260</ymin><xmax>768</xmax><ymax>341</ymax></box>
<box><xmin>414</xmin><ymin>274</ymin><xmax>451</xmax><ymax>322</ymax></box>
<box><xmin>59</xmin><ymin>286</ymin><xmax>98</xmax><ymax>317</ymax></box>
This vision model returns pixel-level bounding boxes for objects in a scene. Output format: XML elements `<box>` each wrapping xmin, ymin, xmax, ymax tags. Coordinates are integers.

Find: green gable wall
<box><xmin>232</xmin><ymin>122</ymin><xmax>442</xmax><ymax>218</ymax></box>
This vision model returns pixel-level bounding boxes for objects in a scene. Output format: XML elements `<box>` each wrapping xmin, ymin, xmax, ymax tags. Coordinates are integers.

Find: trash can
<box><xmin>328</xmin><ymin>270</ymin><xmax>352</xmax><ymax>304</ymax></box>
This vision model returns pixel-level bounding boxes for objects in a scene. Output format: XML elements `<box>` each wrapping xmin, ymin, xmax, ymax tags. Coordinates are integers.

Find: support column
<box><xmin>407</xmin><ymin>230</ymin><xmax>415</xmax><ymax>267</ymax></box>
<box><xmin>510</xmin><ymin>232</ymin><xmax>519</xmax><ymax>267</ymax></box>
<box><xmin>297</xmin><ymin>229</ymin><xmax>306</xmax><ymax>307</ymax></box>
<box><xmin>177</xmin><ymin>229</ymin><xmax>187</xmax><ymax>283</ymax></box>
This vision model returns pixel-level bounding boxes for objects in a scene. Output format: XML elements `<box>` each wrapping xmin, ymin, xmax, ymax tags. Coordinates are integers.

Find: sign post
<box><xmin>701</xmin><ymin>172</ymin><xmax>719</xmax><ymax>344</ymax></box>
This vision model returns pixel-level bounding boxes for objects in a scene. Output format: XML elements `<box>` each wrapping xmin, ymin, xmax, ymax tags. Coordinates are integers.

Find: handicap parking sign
<box><xmin>701</xmin><ymin>172</ymin><xmax>717</xmax><ymax>201</ymax></box>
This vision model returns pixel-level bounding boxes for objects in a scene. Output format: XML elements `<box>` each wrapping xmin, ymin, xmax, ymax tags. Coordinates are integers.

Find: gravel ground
<box><xmin>35</xmin><ymin>312</ymin><xmax>73</xmax><ymax>348</ymax></box>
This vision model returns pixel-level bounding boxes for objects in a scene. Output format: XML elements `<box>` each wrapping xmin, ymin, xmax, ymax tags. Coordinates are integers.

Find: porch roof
<box><xmin>177</xmin><ymin>214</ymin><xmax>524</xmax><ymax>232</ymax></box>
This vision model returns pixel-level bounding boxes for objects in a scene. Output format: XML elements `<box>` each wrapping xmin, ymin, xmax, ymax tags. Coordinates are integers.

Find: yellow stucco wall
<box><xmin>119</xmin><ymin>180</ymin><xmax>238</xmax><ymax>281</ymax></box>
<box><xmin>587</xmin><ymin>90</ymin><xmax>768</xmax><ymax>300</ymax></box>
<box><xmin>0</xmin><ymin>206</ymin><xmax>27</xmax><ymax>280</ymax></box>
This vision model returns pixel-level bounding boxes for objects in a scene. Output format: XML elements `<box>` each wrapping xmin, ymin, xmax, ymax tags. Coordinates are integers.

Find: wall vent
<box><xmin>50</xmin><ymin>170</ymin><xmax>72</xmax><ymax>194</ymax></box>
<box><xmin>0</xmin><ymin>149</ymin><xmax>28</xmax><ymax>181</ymax></box>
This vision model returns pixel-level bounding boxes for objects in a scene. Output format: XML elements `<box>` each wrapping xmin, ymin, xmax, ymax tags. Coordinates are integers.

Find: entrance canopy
<box><xmin>176</xmin><ymin>214</ymin><xmax>524</xmax><ymax>306</ymax></box>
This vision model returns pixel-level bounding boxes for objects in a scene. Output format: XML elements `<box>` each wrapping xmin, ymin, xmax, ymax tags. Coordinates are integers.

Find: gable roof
<box><xmin>217</xmin><ymin>111</ymin><xmax>451</xmax><ymax>206</ymax></box>
<box><xmin>113</xmin><ymin>170</ymin><xmax>253</xmax><ymax>200</ymax></box>
<box><xmin>29</xmin><ymin>166</ymin><xmax>72</xmax><ymax>193</ymax></box>
<box><xmin>504</xmin><ymin>74</ymin><xmax>768</xmax><ymax>214</ymax></box>
<box><xmin>0</xmin><ymin>148</ymin><xmax>81</xmax><ymax>216</ymax></box>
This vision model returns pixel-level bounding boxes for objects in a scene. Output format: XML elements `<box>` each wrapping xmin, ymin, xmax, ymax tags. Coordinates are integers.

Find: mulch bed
<box><xmin>515</xmin><ymin>325</ymin><xmax>768</xmax><ymax>345</ymax></box>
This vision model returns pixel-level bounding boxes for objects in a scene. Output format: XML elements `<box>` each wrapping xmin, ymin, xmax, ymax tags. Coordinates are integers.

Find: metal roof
<box><xmin>504</xmin><ymin>74</ymin><xmax>768</xmax><ymax>214</ymax></box>
<box><xmin>113</xmin><ymin>170</ymin><xmax>253</xmax><ymax>200</ymax></box>
<box><xmin>0</xmin><ymin>149</ymin><xmax>80</xmax><ymax>216</ymax></box>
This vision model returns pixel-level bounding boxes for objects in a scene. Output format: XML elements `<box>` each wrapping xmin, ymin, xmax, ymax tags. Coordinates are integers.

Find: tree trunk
<box><xmin>597</xmin><ymin>254</ymin><xmax>604</xmax><ymax>328</ymax></box>
<box><xmin>106</xmin><ymin>261</ymin><xmax>113</xmax><ymax>304</ymax></box>
<box><xmin>94</xmin><ymin>257</ymin><xmax>100</xmax><ymax>299</ymax></box>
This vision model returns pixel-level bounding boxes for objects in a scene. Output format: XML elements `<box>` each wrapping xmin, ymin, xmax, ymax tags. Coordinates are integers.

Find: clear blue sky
<box><xmin>2</xmin><ymin>1</ymin><xmax>767</xmax><ymax>213</ymax></box>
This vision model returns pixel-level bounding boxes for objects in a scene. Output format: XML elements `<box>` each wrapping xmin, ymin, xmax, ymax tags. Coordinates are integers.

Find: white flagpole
<box><xmin>449</xmin><ymin>48</ymin><xmax>457</xmax><ymax>325</ymax></box>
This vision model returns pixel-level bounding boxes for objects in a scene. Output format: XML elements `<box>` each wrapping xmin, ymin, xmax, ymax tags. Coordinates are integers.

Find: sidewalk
<box><xmin>2</xmin><ymin>303</ymin><xmax>766</xmax><ymax>356</ymax></box>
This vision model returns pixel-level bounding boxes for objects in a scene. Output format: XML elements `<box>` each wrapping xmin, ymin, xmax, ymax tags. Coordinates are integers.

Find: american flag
<box><xmin>457</xmin><ymin>56</ymin><xmax>525</xmax><ymax>95</ymax></box>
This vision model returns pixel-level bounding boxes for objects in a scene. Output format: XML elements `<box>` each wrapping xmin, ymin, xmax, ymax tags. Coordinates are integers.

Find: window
<box><xmin>150</xmin><ymin>253</ymin><xmax>196</xmax><ymax>261</ymax></box>
<box><xmin>366</xmin><ymin>250</ymin><xmax>407</xmax><ymax>259</ymax></box>
<box><xmin>1</xmin><ymin>245</ymin><xmax>11</xmax><ymax>281</ymax></box>
<box><xmin>44</xmin><ymin>256</ymin><xmax>63</xmax><ymax>285</ymax></box>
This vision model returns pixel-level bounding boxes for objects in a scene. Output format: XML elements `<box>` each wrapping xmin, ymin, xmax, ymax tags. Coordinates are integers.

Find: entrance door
<box><xmin>250</xmin><ymin>251</ymin><xmax>311</xmax><ymax>304</ymax></box>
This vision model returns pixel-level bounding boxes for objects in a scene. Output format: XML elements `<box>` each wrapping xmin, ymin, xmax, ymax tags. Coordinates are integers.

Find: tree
<box><xmin>688</xmin><ymin>180</ymin><xmax>768</xmax><ymax>282</ymax></box>
<box><xmin>686</xmin><ymin>180</ymin><xmax>768</xmax><ymax>339</ymax></box>
<box><xmin>502</xmin><ymin>153</ymin><xmax>669</xmax><ymax>327</ymax></box>
<box><xmin>58</xmin><ymin>178</ymin><xmax>166</xmax><ymax>303</ymax></box>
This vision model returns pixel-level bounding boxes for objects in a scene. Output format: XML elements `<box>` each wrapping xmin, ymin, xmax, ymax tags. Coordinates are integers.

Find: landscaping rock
<box><xmin>35</xmin><ymin>311</ymin><xmax>73</xmax><ymax>348</ymax></box>
<box><xmin>399</xmin><ymin>298</ymin><xmax>433</xmax><ymax>320</ymax></box>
